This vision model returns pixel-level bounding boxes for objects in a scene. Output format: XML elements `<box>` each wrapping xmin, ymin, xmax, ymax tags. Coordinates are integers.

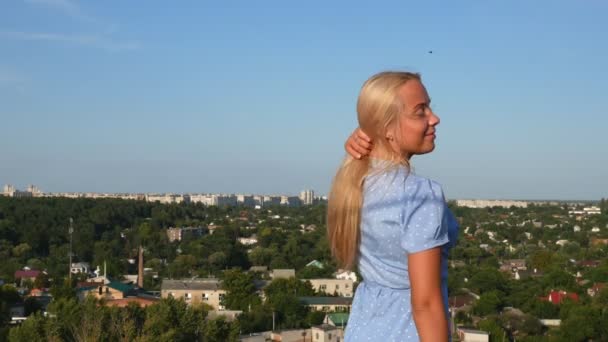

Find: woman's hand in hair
<box><xmin>345</xmin><ymin>128</ymin><xmax>372</xmax><ymax>159</ymax></box>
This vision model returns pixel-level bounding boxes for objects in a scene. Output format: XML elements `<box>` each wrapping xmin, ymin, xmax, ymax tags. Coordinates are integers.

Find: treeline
<box><xmin>0</xmin><ymin>197</ymin><xmax>331</xmax><ymax>285</ymax></box>
<box><xmin>8</xmin><ymin>296</ymin><xmax>239</xmax><ymax>342</ymax></box>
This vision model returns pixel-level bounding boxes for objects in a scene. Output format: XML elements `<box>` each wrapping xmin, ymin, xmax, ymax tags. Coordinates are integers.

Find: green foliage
<box><xmin>221</xmin><ymin>269</ymin><xmax>260</xmax><ymax>311</ymax></box>
<box><xmin>298</xmin><ymin>265</ymin><xmax>335</xmax><ymax>279</ymax></box>
<box><xmin>8</xmin><ymin>312</ymin><xmax>47</xmax><ymax>342</ymax></box>
<box><xmin>474</xmin><ymin>290</ymin><xmax>504</xmax><ymax>316</ymax></box>
<box><xmin>541</xmin><ymin>268</ymin><xmax>577</xmax><ymax>291</ymax></box>
<box><xmin>469</xmin><ymin>267</ymin><xmax>507</xmax><ymax>293</ymax></box>
<box><xmin>500</xmin><ymin>311</ymin><xmax>543</xmax><ymax>337</ymax></box>
<box><xmin>478</xmin><ymin>317</ymin><xmax>508</xmax><ymax>342</ymax></box>
<box><xmin>264</xmin><ymin>278</ymin><xmax>314</xmax><ymax>329</ymax></box>
<box><xmin>559</xmin><ymin>305</ymin><xmax>606</xmax><ymax>341</ymax></box>
<box><xmin>204</xmin><ymin>316</ymin><xmax>240</xmax><ymax>342</ymax></box>
<box><xmin>525</xmin><ymin>299</ymin><xmax>560</xmax><ymax>319</ymax></box>
<box><xmin>529</xmin><ymin>250</ymin><xmax>555</xmax><ymax>272</ymax></box>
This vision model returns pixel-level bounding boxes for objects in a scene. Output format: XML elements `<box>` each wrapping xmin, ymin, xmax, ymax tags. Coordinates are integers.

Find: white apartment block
<box><xmin>145</xmin><ymin>194</ymin><xmax>187</xmax><ymax>204</ymax></box>
<box><xmin>456</xmin><ymin>199</ymin><xmax>528</xmax><ymax>208</ymax></box>
<box><xmin>236</xmin><ymin>194</ymin><xmax>255</xmax><ymax>207</ymax></box>
<box><xmin>161</xmin><ymin>279</ymin><xmax>226</xmax><ymax>310</ymax></box>
<box><xmin>280</xmin><ymin>195</ymin><xmax>302</xmax><ymax>207</ymax></box>
<box><xmin>2</xmin><ymin>184</ymin><xmax>15</xmax><ymax>196</ymax></box>
<box><xmin>569</xmin><ymin>206</ymin><xmax>601</xmax><ymax>215</ymax></box>
<box><xmin>263</xmin><ymin>196</ymin><xmax>281</xmax><ymax>206</ymax></box>
<box><xmin>2</xmin><ymin>184</ymin><xmax>41</xmax><ymax>197</ymax></box>
<box><xmin>300</xmin><ymin>190</ymin><xmax>315</xmax><ymax>205</ymax></box>
<box><xmin>306</xmin><ymin>279</ymin><xmax>354</xmax><ymax>297</ymax></box>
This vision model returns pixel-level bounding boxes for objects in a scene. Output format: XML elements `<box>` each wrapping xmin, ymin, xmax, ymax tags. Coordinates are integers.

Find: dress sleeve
<box><xmin>400</xmin><ymin>178</ymin><xmax>450</xmax><ymax>254</ymax></box>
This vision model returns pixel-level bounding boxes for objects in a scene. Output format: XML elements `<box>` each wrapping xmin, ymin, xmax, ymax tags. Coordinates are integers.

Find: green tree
<box><xmin>559</xmin><ymin>306</ymin><xmax>602</xmax><ymax>341</ymax></box>
<box><xmin>529</xmin><ymin>250</ymin><xmax>555</xmax><ymax>271</ymax></box>
<box><xmin>469</xmin><ymin>267</ymin><xmax>507</xmax><ymax>293</ymax></box>
<box><xmin>204</xmin><ymin>316</ymin><xmax>237</xmax><ymax>342</ymax></box>
<box><xmin>474</xmin><ymin>290</ymin><xmax>504</xmax><ymax>316</ymax></box>
<box><xmin>221</xmin><ymin>269</ymin><xmax>260</xmax><ymax>311</ymax></box>
<box><xmin>478</xmin><ymin>317</ymin><xmax>508</xmax><ymax>342</ymax></box>
<box><xmin>264</xmin><ymin>278</ymin><xmax>314</xmax><ymax>329</ymax></box>
<box><xmin>8</xmin><ymin>312</ymin><xmax>47</xmax><ymax>342</ymax></box>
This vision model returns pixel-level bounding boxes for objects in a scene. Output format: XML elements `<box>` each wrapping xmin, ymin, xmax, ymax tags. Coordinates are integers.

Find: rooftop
<box><xmin>299</xmin><ymin>296</ymin><xmax>353</xmax><ymax>305</ymax></box>
<box><xmin>161</xmin><ymin>279</ymin><xmax>222</xmax><ymax>291</ymax></box>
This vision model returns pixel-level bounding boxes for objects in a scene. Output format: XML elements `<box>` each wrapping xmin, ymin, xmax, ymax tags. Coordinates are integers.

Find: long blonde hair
<box><xmin>327</xmin><ymin>71</ymin><xmax>421</xmax><ymax>269</ymax></box>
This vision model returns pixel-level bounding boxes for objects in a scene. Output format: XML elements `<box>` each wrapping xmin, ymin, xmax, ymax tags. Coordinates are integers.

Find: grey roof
<box><xmin>313</xmin><ymin>324</ymin><xmax>339</xmax><ymax>332</ymax></box>
<box><xmin>161</xmin><ymin>279</ymin><xmax>222</xmax><ymax>291</ymax></box>
<box><xmin>249</xmin><ymin>266</ymin><xmax>268</xmax><ymax>272</ymax></box>
<box><xmin>299</xmin><ymin>296</ymin><xmax>353</xmax><ymax>305</ymax></box>
<box><xmin>272</xmin><ymin>269</ymin><xmax>295</xmax><ymax>279</ymax></box>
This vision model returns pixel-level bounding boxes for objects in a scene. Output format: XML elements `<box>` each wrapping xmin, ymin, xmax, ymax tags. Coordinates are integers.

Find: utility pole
<box><xmin>68</xmin><ymin>217</ymin><xmax>74</xmax><ymax>283</ymax></box>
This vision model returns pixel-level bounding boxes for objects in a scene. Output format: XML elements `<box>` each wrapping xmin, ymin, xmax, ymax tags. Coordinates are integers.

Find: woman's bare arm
<box><xmin>408</xmin><ymin>247</ymin><xmax>448</xmax><ymax>342</ymax></box>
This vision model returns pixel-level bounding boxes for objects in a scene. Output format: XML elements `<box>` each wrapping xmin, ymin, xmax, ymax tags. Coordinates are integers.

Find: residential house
<box><xmin>299</xmin><ymin>297</ymin><xmax>352</xmax><ymax>312</ymax></box>
<box><xmin>305</xmin><ymin>279</ymin><xmax>354</xmax><ymax>297</ymax></box>
<box><xmin>499</xmin><ymin>259</ymin><xmax>527</xmax><ymax>273</ymax></box>
<box><xmin>577</xmin><ymin>260</ymin><xmax>600</xmax><ymax>268</ymax></box>
<box><xmin>542</xmin><ymin>290</ymin><xmax>579</xmax><ymax>304</ymax></box>
<box><xmin>448</xmin><ymin>293</ymin><xmax>477</xmax><ymax>312</ymax></box>
<box><xmin>268</xmin><ymin>329</ymin><xmax>312</xmax><ymax>342</ymax></box>
<box><xmin>514</xmin><ymin>268</ymin><xmax>544</xmax><ymax>281</ymax></box>
<box><xmin>14</xmin><ymin>270</ymin><xmax>41</xmax><ymax>287</ymax></box>
<box><xmin>166</xmin><ymin>226</ymin><xmax>206</xmax><ymax>242</ymax></box>
<box><xmin>271</xmin><ymin>269</ymin><xmax>295</xmax><ymax>280</ymax></box>
<box><xmin>311</xmin><ymin>324</ymin><xmax>344</xmax><ymax>342</ymax></box>
<box><xmin>249</xmin><ymin>266</ymin><xmax>268</xmax><ymax>274</ymax></box>
<box><xmin>324</xmin><ymin>313</ymin><xmax>349</xmax><ymax>328</ymax></box>
<box><xmin>77</xmin><ymin>281</ymin><xmax>136</xmax><ymax>301</ymax></box>
<box><xmin>71</xmin><ymin>262</ymin><xmax>90</xmax><ymax>275</ymax></box>
<box><xmin>161</xmin><ymin>278</ymin><xmax>226</xmax><ymax>310</ymax></box>
<box><xmin>456</xmin><ymin>328</ymin><xmax>490</xmax><ymax>342</ymax></box>
<box><xmin>104</xmin><ymin>294</ymin><xmax>159</xmax><ymax>308</ymax></box>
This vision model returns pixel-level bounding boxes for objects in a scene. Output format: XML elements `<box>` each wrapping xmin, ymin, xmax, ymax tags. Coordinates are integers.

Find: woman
<box><xmin>327</xmin><ymin>71</ymin><xmax>459</xmax><ymax>341</ymax></box>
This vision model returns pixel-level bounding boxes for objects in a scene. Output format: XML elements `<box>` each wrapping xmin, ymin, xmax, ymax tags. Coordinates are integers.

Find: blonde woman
<box><xmin>328</xmin><ymin>71</ymin><xmax>459</xmax><ymax>341</ymax></box>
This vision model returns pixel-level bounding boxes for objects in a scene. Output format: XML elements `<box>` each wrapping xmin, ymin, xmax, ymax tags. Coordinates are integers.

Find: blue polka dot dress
<box><xmin>344</xmin><ymin>162</ymin><xmax>459</xmax><ymax>342</ymax></box>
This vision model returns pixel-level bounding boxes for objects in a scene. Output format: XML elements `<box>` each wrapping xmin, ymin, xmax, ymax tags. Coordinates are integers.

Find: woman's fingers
<box><xmin>345</xmin><ymin>128</ymin><xmax>373</xmax><ymax>159</ymax></box>
<box><xmin>356</xmin><ymin>128</ymin><xmax>372</xmax><ymax>143</ymax></box>
<box><xmin>346</xmin><ymin>144</ymin><xmax>362</xmax><ymax>159</ymax></box>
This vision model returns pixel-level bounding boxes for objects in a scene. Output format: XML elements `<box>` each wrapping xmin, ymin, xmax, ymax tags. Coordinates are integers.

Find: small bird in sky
<box><xmin>428</xmin><ymin>50</ymin><xmax>433</xmax><ymax>54</ymax></box>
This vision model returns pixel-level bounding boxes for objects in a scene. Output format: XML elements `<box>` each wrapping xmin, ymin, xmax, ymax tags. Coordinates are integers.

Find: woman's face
<box><xmin>389</xmin><ymin>80</ymin><xmax>440</xmax><ymax>159</ymax></box>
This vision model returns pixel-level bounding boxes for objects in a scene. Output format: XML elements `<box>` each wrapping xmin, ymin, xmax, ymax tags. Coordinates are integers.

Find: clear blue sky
<box><xmin>1</xmin><ymin>0</ymin><xmax>607</xmax><ymax>200</ymax></box>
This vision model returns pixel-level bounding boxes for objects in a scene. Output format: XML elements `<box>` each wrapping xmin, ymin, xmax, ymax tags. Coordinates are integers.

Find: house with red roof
<box><xmin>14</xmin><ymin>269</ymin><xmax>41</xmax><ymax>287</ymax></box>
<box><xmin>542</xmin><ymin>290</ymin><xmax>579</xmax><ymax>304</ymax></box>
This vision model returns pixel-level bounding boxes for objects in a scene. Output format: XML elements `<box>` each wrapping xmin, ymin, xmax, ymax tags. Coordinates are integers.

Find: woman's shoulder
<box><xmin>405</xmin><ymin>173</ymin><xmax>445</xmax><ymax>200</ymax></box>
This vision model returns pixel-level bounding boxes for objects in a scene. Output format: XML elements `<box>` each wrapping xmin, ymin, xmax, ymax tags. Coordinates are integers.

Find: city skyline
<box><xmin>1</xmin><ymin>1</ymin><xmax>607</xmax><ymax>200</ymax></box>
<box><xmin>1</xmin><ymin>182</ymin><xmax>603</xmax><ymax>203</ymax></box>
